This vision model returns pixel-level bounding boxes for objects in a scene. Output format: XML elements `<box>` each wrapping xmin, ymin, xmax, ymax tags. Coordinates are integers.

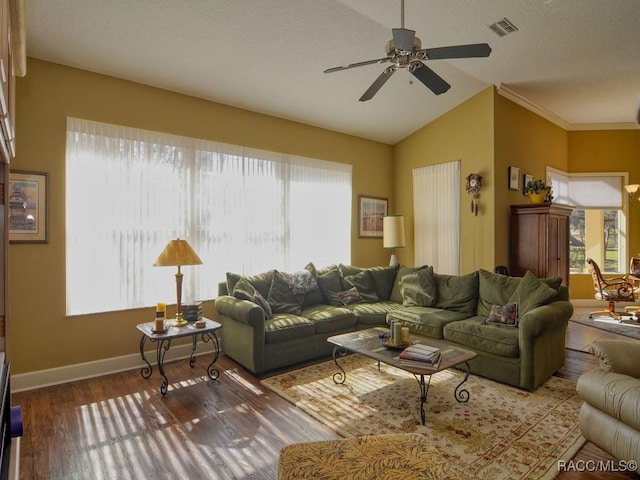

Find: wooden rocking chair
<box><xmin>586</xmin><ymin>258</ymin><xmax>638</xmax><ymax>319</ymax></box>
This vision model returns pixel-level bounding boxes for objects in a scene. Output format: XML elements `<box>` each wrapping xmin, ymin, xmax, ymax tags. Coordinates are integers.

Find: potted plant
<box><xmin>524</xmin><ymin>179</ymin><xmax>553</xmax><ymax>204</ymax></box>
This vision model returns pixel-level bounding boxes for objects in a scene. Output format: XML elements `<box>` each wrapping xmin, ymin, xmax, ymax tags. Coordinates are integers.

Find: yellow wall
<box><xmin>392</xmin><ymin>87</ymin><xmax>495</xmax><ymax>272</ymax></box>
<box><xmin>567</xmin><ymin>130</ymin><xmax>640</xmax><ymax>298</ymax></box>
<box><xmin>9</xmin><ymin>58</ymin><xmax>393</xmax><ymax>374</ymax></box>
<box><xmin>494</xmin><ymin>93</ymin><xmax>569</xmax><ymax>269</ymax></box>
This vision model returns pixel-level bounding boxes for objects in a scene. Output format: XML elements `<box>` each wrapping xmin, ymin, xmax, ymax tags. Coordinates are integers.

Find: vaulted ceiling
<box><xmin>26</xmin><ymin>0</ymin><xmax>640</xmax><ymax>144</ymax></box>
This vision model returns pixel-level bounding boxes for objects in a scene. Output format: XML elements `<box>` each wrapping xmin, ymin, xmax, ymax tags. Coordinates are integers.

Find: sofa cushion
<box><xmin>434</xmin><ymin>271</ymin><xmax>479</xmax><ymax>316</ymax></box>
<box><xmin>317</xmin><ymin>266</ymin><xmax>346</xmax><ymax>306</ymax></box>
<box><xmin>226</xmin><ymin>270</ymin><xmax>274</xmax><ymax>299</ymax></box>
<box><xmin>343</xmin><ymin>270</ymin><xmax>379</xmax><ymax>302</ymax></box>
<box><xmin>477</xmin><ymin>269</ymin><xmax>521</xmax><ymax>317</ymax></box>
<box><xmin>232</xmin><ymin>277</ymin><xmax>274</xmax><ymax>319</ymax></box>
<box><xmin>401</xmin><ymin>266</ymin><xmax>437</xmax><ymax>307</ymax></box>
<box><xmin>387</xmin><ymin>306</ymin><xmax>468</xmax><ymax>339</ymax></box>
<box><xmin>390</xmin><ymin>265</ymin><xmax>427</xmax><ymax>303</ymax></box>
<box><xmin>265</xmin><ymin>314</ymin><xmax>315</xmax><ymax>344</ymax></box>
<box><xmin>267</xmin><ymin>271</ymin><xmax>305</xmax><ymax>315</ymax></box>
<box><xmin>347</xmin><ymin>301</ymin><xmax>403</xmax><ymax>326</ymax></box>
<box><xmin>443</xmin><ymin>317</ymin><xmax>520</xmax><ymax>358</ymax></box>
<box><xmin>340</xmin><ymin>264</ymin><xmax>398</xmax><ymax>301</ymax></box>
<box><xmin>302</xmin><ymin>262</ymin><xmax>326</xmax><ymax>307</ymax></box>
<box><xmin>507</xmin><ymin>270</ymin><xmax>558</xmax><ymax>317</ymax></box>
<box><xmin>302</xmin><ymin>304</ymin><xmax>356</xmax><ymax>334</ymax></box>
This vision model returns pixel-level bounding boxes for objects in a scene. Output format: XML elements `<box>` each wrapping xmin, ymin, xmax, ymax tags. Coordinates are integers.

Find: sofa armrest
<box><xmin>518</xmin><ymin>300</ymin><xmax>573</xmax><ymax>339</ymax></box>
<box><xmin>214</xmin><ymin>295</ymin><xmax>265</xmax><ymax>328</ymax></box>
<box><xmin>589</xmin><ymin>340</ymin><xmax>640</xmax><ymax>378</ymax></box>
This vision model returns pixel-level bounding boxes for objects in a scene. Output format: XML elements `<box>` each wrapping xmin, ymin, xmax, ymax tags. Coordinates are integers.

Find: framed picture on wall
<box><xmin>509</xmin><ymin>166</ymin><xmax>520</xmax><ymax>190</ymax></box>
<box><xmin>9</xmin><ymin>170</ymin><xmax>49</xmax><ymax>243</ymax></box>
<box><xmin>358</xmin><ymin>195</ymin><xmax>387</xmax><ymax>238</ymax></box>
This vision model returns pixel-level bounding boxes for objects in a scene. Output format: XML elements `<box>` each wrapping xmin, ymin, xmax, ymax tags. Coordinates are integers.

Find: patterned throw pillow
<box><xmin>284</xmin><ymin>270</ymin><xmax>319</xmax><ymax>294</ymax></box>
<box><xmin>336</xmin><ymin>287</ymin><xmax>364</xmax><ymax>306</ymax></box>
<box><xmin>486</xmin><ymin>303</ymin><xmax>518</xmax><ymax>327</ymax></box>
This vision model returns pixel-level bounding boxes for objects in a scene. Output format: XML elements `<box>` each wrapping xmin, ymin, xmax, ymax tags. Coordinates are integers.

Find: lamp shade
<box><xmin>153</xmin><ymin>238</ymin><xmax>203</xmax><ymax>267</ymax></box>
<box><xmin>383</xmin><ymin>215</ymin><xmax>406</xmax><ymax>249</ymax></box>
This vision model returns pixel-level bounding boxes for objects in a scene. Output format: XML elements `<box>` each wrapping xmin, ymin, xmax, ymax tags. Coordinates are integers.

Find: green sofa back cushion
<box><xmin>339</xmin><ymin>264</ymin><xmax>398</xmax><ymax>301</ymax></box>
<box><xmin>434</xmin><ymin>271</ymin><xmax>479</xmax><ymax>316</ymax></box>
<box><xmin>317</xmin><ymin>266</ymin><xmax>346</xmax><ymax>306</ymax></box>
<box><xmin>226</xmin><ymin>270</ymin><xmax>274</xmax><ymax>299</ymax></box>
<box><xmin>267</xmin><ymin>271</ymin><xmax>305</xmax><ymax>315</ymax></box>
<box><xmin>401</xmin><ymin>266</ymin><xmax>437</xmax><ymax>307</ymax></box>
<box><xmin>507</xmin><ymin>270</ymin><xmax>558</xmax><ymax>317</ymax></box>
<box><xmin>343</xmin><ymin>270</ymin><xmax>379</xmax><ymax>303</ymax></box>
<box><xmin>390</xmin><ymin>266</ymin><xmax>427</xmax><ymax>303</ymax></box>
<box><xmin>477</xmin><ymin>269</ymin><xmax>521</xmax><ymax>317</ymax></box>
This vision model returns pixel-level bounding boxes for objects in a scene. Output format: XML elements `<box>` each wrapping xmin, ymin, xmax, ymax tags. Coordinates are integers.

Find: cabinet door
<box><xmin>548</xmin><ymin>214</ymin><xmax>569</xmax><ymax>285</ymax></box>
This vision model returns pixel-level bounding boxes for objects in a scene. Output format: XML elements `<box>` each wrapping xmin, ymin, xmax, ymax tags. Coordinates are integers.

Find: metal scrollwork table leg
<box><xmin>332</xmin><ymin>346</ymin><xmax>348</xmax><ymax>384</ymax></box>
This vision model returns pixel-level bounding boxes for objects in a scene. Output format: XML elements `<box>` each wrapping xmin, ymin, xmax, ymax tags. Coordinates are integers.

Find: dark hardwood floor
<box><xmin>11</xmin><ymin>319</ymin><xmax>640</xmax><ymax>479</ymax></box>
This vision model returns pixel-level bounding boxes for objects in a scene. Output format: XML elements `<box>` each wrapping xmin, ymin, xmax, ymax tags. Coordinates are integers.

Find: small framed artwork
<box><xmin>9</xmin><ymin>170</ymin><xmax>49</xmax><ymax>243</ymax></box>
<box><xmin>523</xmin><ymin>174</ymin><xmax>534</xmax><ymax>195</ymax></box>
<box><xmin>358</xmin><ymin>195</ymin><xmax>387</xmax><ymax>238</ymax></box>
<box><xmin>508</xmin><ymin>166</ymin><xmax>520</xmax><ymax>190</ymax></box>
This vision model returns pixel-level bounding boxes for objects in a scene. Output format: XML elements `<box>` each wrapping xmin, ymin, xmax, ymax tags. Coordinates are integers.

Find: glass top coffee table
<box><xmin>327</xmin><ymin>327</ymin><xmax>477</xmax><ymax>425</ymax></box>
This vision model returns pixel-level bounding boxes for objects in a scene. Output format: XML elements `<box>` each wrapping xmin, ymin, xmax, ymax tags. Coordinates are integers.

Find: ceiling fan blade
<box><xmin>392</xmin><ymin>28</ymin><xmax>416</xmax><ymax>52</ymax></box>
<box><xmin>410</xmin><ymin>62</ymin><xmax>450</xmax><ymax>95</ymax></box>
<box><xmin>422</xmin><ymin>43</ymin><xmax>492</xmax><ymax>60</ymax></box>
<box><xmin>324</xmin><ymin>57</ymin><xmax>390</xmax><ymax>74</ymax></box>
<box><xmin>359</xmin><ymin>66</ymin><xmax>397</xmax><ymax>102</ymax></box>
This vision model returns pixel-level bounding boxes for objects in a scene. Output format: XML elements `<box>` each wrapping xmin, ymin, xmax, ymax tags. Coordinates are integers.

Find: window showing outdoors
<box><xmin>570</xmin><ymin>209</ymin><xmax>622</xmax><ymax>274</ymax></box>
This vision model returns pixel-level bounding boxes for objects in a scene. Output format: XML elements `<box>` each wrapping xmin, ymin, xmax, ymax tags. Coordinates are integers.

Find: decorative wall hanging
<box><xmin>358</xmin><ymin>195</ymin><xmax>388</xmax><ymax>238</ymax></box>
<box><xmin>508</xmin><ymin>167</ymin><xmax>520</xmax><ymax>190</ymax></box>
<box><xmin>465</xmin><ymin>173</ymin><xmax>482</xmax><ymax>216</ymax></box>
<box><xmin>9</xmin><ymin>170</ymin><xmax>49</xmax><ymax>243</ymax></box>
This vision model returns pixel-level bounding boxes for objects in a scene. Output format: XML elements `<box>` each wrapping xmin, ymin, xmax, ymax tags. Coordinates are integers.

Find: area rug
<box><xmin>263</xmin><ymin>354</ymin><xmax>585</xmax><ymax>480</ymax></box>
<box><xmin>570</xmin><ymin>312</ymin><xmax>640</xmax><ymax>340</ymax></box>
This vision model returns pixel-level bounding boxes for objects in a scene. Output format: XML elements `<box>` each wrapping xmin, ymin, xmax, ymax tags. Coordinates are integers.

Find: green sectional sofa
<box><xmin>214</xmin><ymin>264</ymin><xmax>573</xmax><ymax>390</ymax></box>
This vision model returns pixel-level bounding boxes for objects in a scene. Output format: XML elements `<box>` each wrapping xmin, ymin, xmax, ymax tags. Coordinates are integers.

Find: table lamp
<box><xmin>153</xmin><ymin>238</ymin><xmax>202</xmax><ymax>327</ymax></box>
<box><xmin>383</xmin><ymin>215</ymin><xmax>405</xmax><ymax>267</ymax></box>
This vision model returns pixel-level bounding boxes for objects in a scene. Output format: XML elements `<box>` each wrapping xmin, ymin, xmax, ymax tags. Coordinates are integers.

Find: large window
<box><xmin>66</xmin><ymin>118</ymin><xmax>352</xmax><ymax>315</ymax></box>
<box><xmin>548</xmin><ymin>168</ymin><xmax>627</xmax><ymax>274</ymax></box>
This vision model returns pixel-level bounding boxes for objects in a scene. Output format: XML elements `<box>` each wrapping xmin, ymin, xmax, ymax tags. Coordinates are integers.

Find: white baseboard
<box><xmin>11</xmin><ymin>342</ymin><xmax>217</xmax><ymax>393</ymax></box>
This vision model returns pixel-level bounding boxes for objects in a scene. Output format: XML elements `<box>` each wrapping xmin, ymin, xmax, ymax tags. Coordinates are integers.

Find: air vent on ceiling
<box><xmin>489</xmin><ymin>18</ymin><xmax>518</xmax><ymax>37</ymax></box>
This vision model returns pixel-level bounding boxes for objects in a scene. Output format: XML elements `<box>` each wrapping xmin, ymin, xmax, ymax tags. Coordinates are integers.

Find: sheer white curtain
<box><xmin>412</xmin><ymin>161</ymin><xmax>460</xmax><ymax>274</ymax></box>
<box><xmin>66</xmin><ymin>118</ymin><xmax>352</xmax><ymax>315</ymax></box>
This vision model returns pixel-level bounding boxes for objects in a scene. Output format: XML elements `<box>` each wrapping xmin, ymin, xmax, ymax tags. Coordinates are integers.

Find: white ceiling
<box><xmin>25</xmin><ymin>0</ymin><xmax>640</xmax><ymax>145</ymax></box>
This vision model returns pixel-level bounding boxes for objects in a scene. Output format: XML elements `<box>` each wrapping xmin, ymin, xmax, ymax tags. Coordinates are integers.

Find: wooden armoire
<box><xmin>510</xmin><ymin>203</ymin><xmax>574</xmax><ymax>285</ymax></box>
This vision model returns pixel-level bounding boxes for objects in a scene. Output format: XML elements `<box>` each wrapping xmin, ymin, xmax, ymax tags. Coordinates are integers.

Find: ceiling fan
<box><xmin>324</xmin><ymin>0</ymin><xmax>492</xmax><ymax>102</ymax></box>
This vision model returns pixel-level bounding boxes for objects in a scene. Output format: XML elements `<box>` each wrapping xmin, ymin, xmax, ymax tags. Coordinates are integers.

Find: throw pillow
<box><xmin>343</xmin><ymin>270</ymin><xmax>379</xmax><ymax>303</ymax></box>
<box><xmin>434</xmin><ymin>271</ymin><xmax>479</xmax><ymax>316</ymax></box>
<box><xmin>486</xmin><ymin>303</ymin><xmax>518</xmax><ymax>327</ymax></box>
<box><xmin>477</xmin><ymin>269</ymin><xmax>521</xmax><ymax>317</ymax></box>
<box><xmin>302</xmin><ymin>262</ymin><xmax>326</xmax><ymax>307</ymax></box>
<box><xmin>339</xmin><ymin>264</ymin><xmax>398</xmax><ymax>301</ymax></box>
<box><xmin>390</xmin><ymin>265</ymin><xmax>427</xmax><ymax>303</ymax></box>
<box><xmin>336</xmin><ymin>287</ymin><xmax>364</xmax><ymax>306</ymax></box>
<box><xmin>253</xmin><ymin>291</ymin><xmax>273</xmax><ymax>320</ymax></box>
<box><xmin>400</xmin><ymin>266</ymin><xmax>437</xmax><ymax>307</ymax></box>
<box><xmin>285</xmin><ymin>269</ymin><xmax>319</xmax><ymax>294</ymax></box>
<box><xmin>232</xmin><ymin>277</ymin><xmax>273</xmax><ymax>319</ymax></box>
<box><xmin>267</xmin><ymin>271</ymin><xmax>305</xmax><ymax>315</ymax></box>
<box><xmin>226</xmin><ymin>270</ymin><xmax>274</xmax><ymax>299</ymax></box>
<box><xmin>317</xmin><ymin>267</ymin><xmax>345</xmax><ymax>306</ymax></box>
<box><xmin>507</xmin><ymin>270</ymin><xmax>558</xmax><ymax>317</ymax></box>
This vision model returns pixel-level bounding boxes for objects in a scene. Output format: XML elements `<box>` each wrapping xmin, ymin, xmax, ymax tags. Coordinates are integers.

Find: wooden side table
<box><xmin>136</xmin><ymin>318</ymin><xmax>222</xmax><ymax>395</ymax></box>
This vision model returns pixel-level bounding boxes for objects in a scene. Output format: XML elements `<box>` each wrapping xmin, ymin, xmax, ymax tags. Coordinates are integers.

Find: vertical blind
<box><xmin>413</xmin><ymin>161</ymin><xmax>460</xmax><ymax>274</ymax></box>
<box><xmin>66</xmin><ymin>118</ymin><xmax>352</xmax><ymax>315</ymax></box>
